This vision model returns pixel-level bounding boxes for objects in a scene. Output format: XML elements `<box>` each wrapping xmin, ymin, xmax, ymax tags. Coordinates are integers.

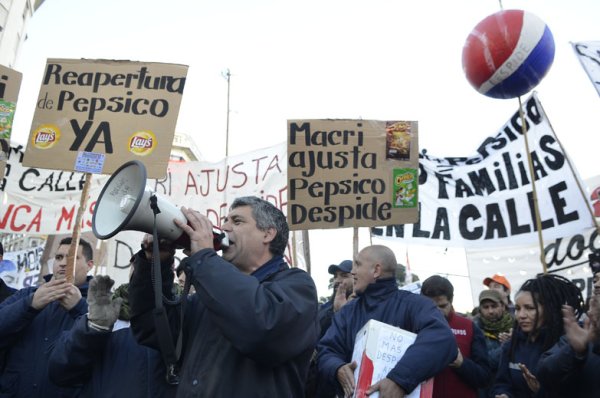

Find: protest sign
<box><xmin>352</xmin><ymin>319</ymin><xmax>432</xmax><ymax>398</ymax></box>
<box><xmin>287</xmin><ymin>119</ymin><xmax>419</xmax><ymax>230</ymax></box>
<box><xmin>0</xmin><ymin>64</ymin><xmax>22</xmax><ymax>181</ymax></box>
<box><xmin>372</xmin><ymin>93</ymin><xmax>594</xmax><ymax>248</ymax></box>
<box><xmin>572</xmin><ymin>41</ymin><xmax>600</xmax><ymax>98</ymax></box>
<box><xmin>1</xmin><ymin>245</ymin><xmax>45</xmax><ymax>289</ymax></box>
<box><xmin>22</xmin><ymin>59</ymin><xmax>188</xmax><ymax>178</ymax></box>
<box><xmin>1</xmin><ymin>142</ymin><xmax>287</xmax><ymax>234</ymax></box>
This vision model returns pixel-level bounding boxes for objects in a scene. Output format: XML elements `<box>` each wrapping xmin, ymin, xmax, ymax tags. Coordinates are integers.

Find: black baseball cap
<box><xmin>328</xmin><ymin>260</ymin><xmax>353</xmax><ymax>275</ymax></box>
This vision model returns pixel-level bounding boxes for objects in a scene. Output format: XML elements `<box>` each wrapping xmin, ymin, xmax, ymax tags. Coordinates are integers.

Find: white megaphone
<box><xmin>92</xmin><ymin>160</ymin><xmax>228</xmax><ymax>251</ymax></box>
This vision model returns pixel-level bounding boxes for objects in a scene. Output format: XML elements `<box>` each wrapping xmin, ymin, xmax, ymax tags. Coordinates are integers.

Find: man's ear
<box><xmin>373</xmin><ymin>262</ymin><xmax>383</xmax><ymax>279</ymax></box>
<box><xmin>262</xmin><ymin>227</ymin><xmax>277</xmax><ymax>244</ymax></box>
<box><xmin>87</xmin><ymin>260</ymin><xmax>94</xmax><ymax>272</ymax></box>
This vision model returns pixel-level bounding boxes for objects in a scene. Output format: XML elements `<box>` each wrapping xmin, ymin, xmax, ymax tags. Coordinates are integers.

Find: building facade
<box><xmin>0</xmin><ymin>0</ymin><xmax>43</xmax><ymax>68</ymax></box>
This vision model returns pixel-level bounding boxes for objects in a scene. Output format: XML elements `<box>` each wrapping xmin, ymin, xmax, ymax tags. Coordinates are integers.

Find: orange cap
<box><xmin>483</xmin><ymin>273</ymin><xmax>511</xmax><ymax>292</ymax></box>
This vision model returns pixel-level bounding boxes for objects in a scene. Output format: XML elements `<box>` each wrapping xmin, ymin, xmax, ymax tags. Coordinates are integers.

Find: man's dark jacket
<box><xmin>317</xmin><ymin>278</ymin><xmax>457</xmax><ymax>396</ymax></box>
<box><xmin>129</xmin><ymin>249</ymin><xmax>319</xmax><ymax>398</ymax></box>
<box><xmin>48</xmin><ymin>314</ymin><xmax>176</xmax><ymax>398</ymax></box>
<box><xmin>0</xmin><ymin>275</ymin><xmax>90</xmax><ymax>398</ymax></box>
<box><xmin>0</xmin><ymin>279</ymin><xmax>16</xmax><ymax>304</ymax></box>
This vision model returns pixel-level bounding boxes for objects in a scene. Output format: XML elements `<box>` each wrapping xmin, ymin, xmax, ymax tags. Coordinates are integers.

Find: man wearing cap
<box><xmin>483</xmin><ymin>273</ymin><xmax>514</xmax><ymax>314</ymax></box>
<box><xmin>473</xmin><ymin>289</ymin><xmax>514</xmax><ymax>398</ymax></box>
<box><xmin>318</xmin><ymin>260</ymin><xmax>354</xmax><ymax>339</ymax></box>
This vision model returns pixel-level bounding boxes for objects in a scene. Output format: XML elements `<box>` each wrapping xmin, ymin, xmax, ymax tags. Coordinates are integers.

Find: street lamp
<box><xmin>221</xmin><ymin>68</ymin><xmax>231</xmax><ymax>157</ymax></box>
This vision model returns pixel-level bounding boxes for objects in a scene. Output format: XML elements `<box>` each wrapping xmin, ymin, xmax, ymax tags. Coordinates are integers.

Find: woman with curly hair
<box><xmin>491</xmin><ymin>273</ymin><xmax>583</xmax><ymax>398</ymax></box>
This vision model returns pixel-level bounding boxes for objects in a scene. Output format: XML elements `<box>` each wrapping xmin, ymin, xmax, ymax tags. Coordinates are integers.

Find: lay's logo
<box><xmin>35</xmin><ymin>132</ymin><xmax>56</xmax><ymax>143</ymax></box>
<box><xmin>128</xmin><ymin>130</ymin><xmax>156</xmax><ymax>156</ymax></box>
<box><xmin>130</xmin><ymin>136</ymin><xmax>153</xmax><ymax>148</ymax></box>
<box><xmin>31</xmin><ymin>125</ymin><xmax>61</xmax><ymax>149</ymax></box>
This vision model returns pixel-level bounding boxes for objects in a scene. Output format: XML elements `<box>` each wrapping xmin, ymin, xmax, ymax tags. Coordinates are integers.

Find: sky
<box><xmin>8</xmin><ymin>0</ymin><xmax>600</xmax><ymax>310</ymax></box>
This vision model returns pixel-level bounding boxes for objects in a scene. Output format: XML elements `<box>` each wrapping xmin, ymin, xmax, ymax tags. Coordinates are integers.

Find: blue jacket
<box><xmin>0</xmin><ymin>279</ymin><xmax>16</xmax><ymax>304</ymax></box>
<box><xmin>48</xmin><ymin>314</ymin><xmax>176</xmax><ymax>398</ymax></box>
<box><xmin>0</xmin><ymin>278</ymin><xmax>17</xmax><ymax>373</ymax></box>
<box><xmin>537</xmin><ymin>336</ymin><xmax>600</xmax><ymax>398</ymax></box>
<box><xmin>318</xmin><ymin>299</ymin><xmax>334</xmax><ymax>339</ymax></box>
<box><xmin>474</xmin><ymin>315</ymin><xmax>512</xmax><ymax>398</ymax></box>
<box><xmin>317</xmin><ymin>278</ymin><xmax>457</xmax><ymax>395</ymax></box>
<box><xmin>0</xmin><ymin>275</ymin><xmax>91</xmax><ymax>398</ymax></box>
<box><xmin>129</xmin><ymin>249</ymin><xmax>319</xmax><ymax>398</ymax></box>
<box><xmin>491</xmin><ymin>328</ymin><xmax>549</xmax><ymax>398</ymax></box>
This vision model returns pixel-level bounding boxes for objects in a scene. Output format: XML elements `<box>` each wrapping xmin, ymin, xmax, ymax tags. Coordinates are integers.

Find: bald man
<box><xmin>317</xmin><ymin>245</ymin><xmax>456</xmax><ymax>398</ymax></box>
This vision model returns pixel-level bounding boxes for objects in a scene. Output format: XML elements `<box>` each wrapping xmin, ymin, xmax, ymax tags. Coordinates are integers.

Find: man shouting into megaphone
<box><xmin>128</xmin><ymin>196</ymin><xmax>319</xmax><ymax>398</ymax></box>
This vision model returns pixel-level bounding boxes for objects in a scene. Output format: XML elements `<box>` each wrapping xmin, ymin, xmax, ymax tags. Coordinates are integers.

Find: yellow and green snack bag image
<box><xmin>393</xmin><ymin>168</ymin><xmax>418</xmax><ymax>208</ymax></box>
<box><xmin>0</xmin><ymin>100</ymin><xmax>16</xmax><ymax>140</ymax></box>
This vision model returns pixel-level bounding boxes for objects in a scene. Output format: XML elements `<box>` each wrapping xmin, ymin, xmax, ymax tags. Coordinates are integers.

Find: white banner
<box><xmin>1</xmin><ymin>142</ymin><xmax>287</xmax><ymax>234</ymax></box>
<box><xmin>372</xmin><ymin>93</ymin><xmax>594</xmax><ymax>248</ymax></box>
<box><xmin>572</xmin><ymin>41</ymin><xmax>600</xmax><ymax>98</ymax></box>
<box><xmin>467</xmin><ymin>175</ymin><xmax>600</xmax><ymax>304</ymax></box>
<box><xmin>466</xmin><ymin>227</ymin><xmax>599</xmax><ymax>306</ymax></box>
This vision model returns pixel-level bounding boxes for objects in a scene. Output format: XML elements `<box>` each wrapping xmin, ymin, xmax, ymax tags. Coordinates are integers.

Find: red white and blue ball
<box><xmin>462</xmin><ymin>9</ymin><xmax>555</xmax><ymax>99</ymax></box>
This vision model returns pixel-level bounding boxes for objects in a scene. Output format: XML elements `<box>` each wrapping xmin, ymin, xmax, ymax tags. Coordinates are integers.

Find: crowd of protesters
<box><xmin>1</xmin><ymin>199</ymin><xmax>599</xmax><ymax>397</ymax></box>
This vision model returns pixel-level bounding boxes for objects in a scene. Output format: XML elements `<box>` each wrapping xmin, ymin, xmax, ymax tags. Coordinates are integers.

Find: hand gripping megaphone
<box><xmin>92</xmin><ymin>160</ymin><xmax>228</xmax><ymax>250</ymax></box>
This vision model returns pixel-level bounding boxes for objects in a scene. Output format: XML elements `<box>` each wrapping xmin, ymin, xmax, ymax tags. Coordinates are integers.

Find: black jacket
<box><xmin>0</xmin><ymin>275</ymin><xmax>91</xmax><ymax>398</ymax></box>
<box><xmin>48</xmin><ymin>314</ymin><xmax>176</xmax><ymax>398</ymax></box>
<box><xmin>129</xmin><ymin>249</ymin><xmax>319</xmax><ymax>398</ymax></box>
<box><xmin>537</xmin><ymin>335</ymin><xmax>600</xmax><ymax>398</ymax></box>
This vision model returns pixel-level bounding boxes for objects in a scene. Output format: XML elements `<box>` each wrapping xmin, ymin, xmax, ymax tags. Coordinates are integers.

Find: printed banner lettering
<box><xmin>372</xmin><ymin>93</ymin><xmax>594</xmax><ymax>248</ymax></box>
<box><xmin>572</xmin><ymin>41</ymin><xmax>600</xmax><ymax>98</ymax></box>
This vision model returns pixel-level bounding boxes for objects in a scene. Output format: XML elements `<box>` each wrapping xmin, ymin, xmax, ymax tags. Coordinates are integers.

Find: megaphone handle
<box><xmin>149</xmin><ymin>206</ymin><xmax>183</xmax><ymax>372</ymax></box>
<box><xmin>149</xmin><ymin>194</ymin><xmax>161</xmax><ymax>216</ymax></box>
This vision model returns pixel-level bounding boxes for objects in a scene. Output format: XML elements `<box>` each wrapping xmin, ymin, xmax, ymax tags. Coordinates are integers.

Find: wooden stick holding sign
<box><xmin>353</xmin><ymin>227</ymin><xmax>359</xmax><ymax>264</ymax></box>
<box><xmin>518</xmin><ymin>96</ymin><xmax>547</xmax><ymax>274</ymax></box>
<box><xmin>64</xmin><ymin>173</ymin><xmax>93</xmax><ymax>283</ymax></box>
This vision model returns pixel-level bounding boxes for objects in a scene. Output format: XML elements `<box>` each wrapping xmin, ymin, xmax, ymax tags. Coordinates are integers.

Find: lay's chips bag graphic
<box><xmin>31</xmin><ymin>124</ymin><xmax>61</xmax><ymax>149</ymax></box>
<box><xmin>128</xmin><ymin>130</ymin><xmax>156</xmax><ymax>156</ymax></box>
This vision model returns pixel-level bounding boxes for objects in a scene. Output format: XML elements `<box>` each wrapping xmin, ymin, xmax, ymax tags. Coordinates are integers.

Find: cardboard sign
<box><xmin>23</xmin><ymin>59</ymin><xmax>188</xmax><ymax>178</ymax></box>
<box><xmin>0</xmin><ymin>64</ymin><xmax>22</xmax><ymax>181</ymax></box>
<box><xmin>351</xmin><ymin>319</ymin><xmax>433</xmax><ymax>398</ymax></box>
<box><xmin>287</xmin><ymin>119</ymin><xmax>419</xmax><ymax>230</ymax></box>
